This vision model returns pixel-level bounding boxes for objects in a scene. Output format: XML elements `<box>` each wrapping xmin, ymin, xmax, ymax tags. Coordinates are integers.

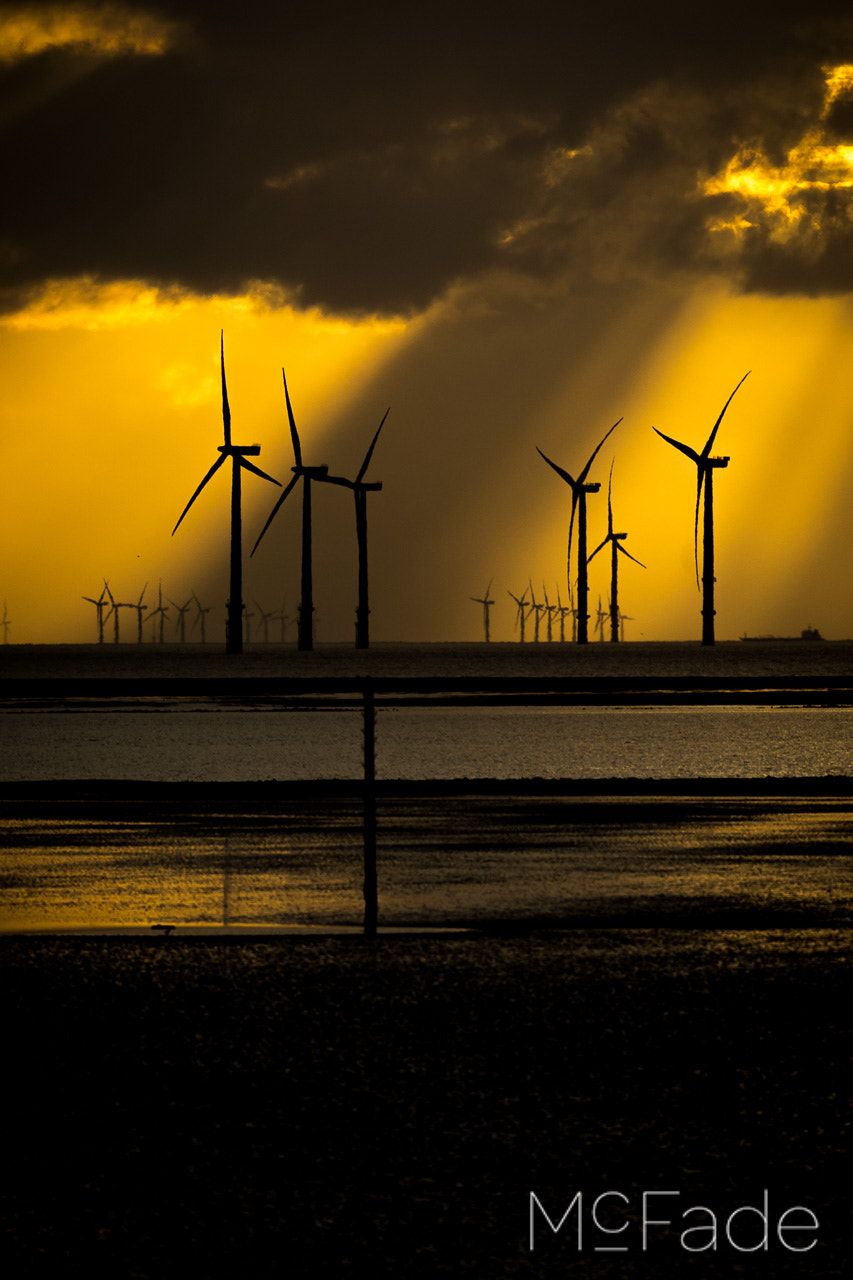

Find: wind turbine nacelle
<box><xmin>219</xmin><ymin>444</ymin><xmax>262</xmax><ymax>456</ymax></box>
<box><xmin>709</xmin><ymin>455</ymin><xmax>730</xmax><ymax>467</ymax></box>
<box><xmin>581</xmin><ymin>481</ymin><xmax>601</xmax><ymax>493</ymax></box>
<box><xmin>294</xmin><ymin>465</ymin><xmax>329</xmax><ymax>479</ymax></box>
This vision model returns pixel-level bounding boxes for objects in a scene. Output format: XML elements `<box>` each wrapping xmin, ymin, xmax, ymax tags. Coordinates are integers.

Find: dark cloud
<box><xmin>2</xmin><ymin>0</ymin><xmax>853</xmax><ymax>314</ymax></box>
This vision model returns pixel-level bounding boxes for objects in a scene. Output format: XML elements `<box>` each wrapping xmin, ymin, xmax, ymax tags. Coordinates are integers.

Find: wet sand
<box><xmin>2</xmin><ymin>642</ymin><xmax>850</xmax><ymax>1275</ymax></box>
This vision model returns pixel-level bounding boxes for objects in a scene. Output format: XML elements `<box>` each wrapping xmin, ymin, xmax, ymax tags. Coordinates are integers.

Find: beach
<box><xmin>1</xmin><ymin>641</ymin><xmax>850</xmax><ymax>1276</ymax></box>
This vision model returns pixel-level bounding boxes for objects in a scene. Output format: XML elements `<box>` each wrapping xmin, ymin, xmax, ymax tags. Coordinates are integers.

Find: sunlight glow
<box><xmin>0</xmin><ymin>280</ymin><xmax>412</xmax><ymax>643</ymax></box>
<box><xmin>703</xmin><ymin>64</ymin><xmax>853</xmax><ymax>247</ymax></box>
<box><xmin>0</xmin><ymin>4</ymin><xmax>177</xmax><ymax>62</ymax></box>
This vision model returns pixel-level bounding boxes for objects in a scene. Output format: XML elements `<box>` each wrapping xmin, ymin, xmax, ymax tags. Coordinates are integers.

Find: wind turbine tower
<box><xmin>131</xmin><ymin>584</ymin><xmax>148</xmax><ymax>643</ymax></box>
<box><xmin>587</xmin><ymin>461</ymin><xmax>646</xmax><ymax>642</ymax></box>
<box><xmin>1</xmin><ymin>601</ymin><xmax>9</xmax><ymax>645</ymax></box>
<box><xmin>653</xmin><ymin>373</ymin><xmax>748</xmax><ymax>646</ymax></box>
<box><xmin>537</xmin><ymin>419</ymin><xmax>621</xmax><ymax>643</ymax></box>
<box><xmin>508</xmin><ymin>588</ymin><xmax>529</xmax><ymax>642</ymax></box>
<box><xmin>318</xmin><ymin>410</ymin><xmax>389</xmax><ymax>649</ymax></box>
<box><xmin>471</xmin><ymin>579</ymin><xmax>495</xmax><ymax>642</ymax></box>
<box><xmin>82</xmin><ymin>584</ymin><xmax>108</xmax><ymax>643</ymax></box>
<box><xmin>172</xmin><ymin>333</ymin><xmax>281</xmax><ymax>654</ymax></box>
<box><xmin>252</xmin><ymin>369</ymin><xmax>334</xmax><ymax>652</ymax></box>
<box><xmin>191</xmin><ymin>591</ymin><xmax>212</xmax><ymax>643</ymax></box>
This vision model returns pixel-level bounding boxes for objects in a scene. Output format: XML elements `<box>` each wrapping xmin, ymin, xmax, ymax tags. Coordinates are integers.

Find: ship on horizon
<box><xmin>740</xmin><ymin>627</ymin><xmax>824</xmax><ymax>642</ymax></box>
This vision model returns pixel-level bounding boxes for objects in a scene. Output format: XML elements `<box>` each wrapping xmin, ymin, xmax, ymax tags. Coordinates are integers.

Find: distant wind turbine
<box><xmin>148</xmin><ymin>581</ymin><xmax>169</xmax><ymax>643</ymax></box>
<box><xmin>82</xmin><ymin>583</ymin><xmax>108</xmax><ymax>643</ymax></box>
<box><xmin>529</xmin><ymin>581</ymin><xmax>545</xmax><ymax>642</ymax></box>
<box><xmin>542</xmin><ymin>583</ymin><xmax>556</xmax><ymax>642</ymax></box>
<box><xmin>254</xmin><ymin>600</ymin><xmax>276</xmax><ymax>644</ymax></box>
<box><xmin>587</xmin><ymin>461</ymin><xmax>645</xmax><ymax>642</ymax></box>
<box><xmin>1</xmin><ymin>600</ymin><xmax>9</xmax><ymax>645</ymax></box>
<box><xmin>508</xmin><ymin>587</ymin><xmax>530</xmax><ymax>642</ymax></box>
<box><xmin>471</xmin><ymin>579</ymin><xmax>495</xmax><ymax>642</ymax></box>
<box><xmin>172</xmin><ymin>333</ymin><xmax>281</xmax><ymax>654</ymax></box>
<box><xmin>556</xmin><ymin>587</ymin><xmax>570</xmax><ymax>642</ymax></box>
<box><xmin>318</xmin><ymin>410</ymin><xmax>389</xmax><ymax>649</ymax></box>
<box><xmin>169</xmin><ymin>596</ymin><xmax>192</xmax><ymax>643</ymax></box>
<box><xmin>593</xmin><ymin>595</ymin><xmax>607</xmax><ymax>641</ymax></box>
<box><xmin>653</xmin><ymin>373</ymin><xmax>748</xmax><ymax>646</ymax></box>
<box><xmin>251</xmin><ymin>368</ymin><xmax>331</xmax><ymax>652</ymax></box>
<box><xmin>131</xmin><ymin>583</ymin><xmax>148</xmax><ymax>643</ymax></box>
<box><xmin>537</xmin><ymin>419</ymin><xmax>621</xmax><ymax>643</ymax></box>
<box><xmin>103</xmin><ymin>581</ymin><xmax>133</xmax><ymax>644</ymax></box>
<box><xmin>191</xmin><ymin>591</ymin><xmax>212</xmax><ymax>643</ymax></box>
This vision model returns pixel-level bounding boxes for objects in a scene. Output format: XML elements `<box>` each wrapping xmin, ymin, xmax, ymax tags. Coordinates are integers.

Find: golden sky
<box><xmin>1</xmin><ymin>4</ymin><xmax>852</xmax><ymax>644</ymax></box>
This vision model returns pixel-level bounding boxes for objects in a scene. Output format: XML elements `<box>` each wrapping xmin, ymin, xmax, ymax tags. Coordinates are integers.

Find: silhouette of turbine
<box><xmin>537</xmin><ymin>419</ymin><xmax>621</xmax><ymax>643</ymax></box>
<box><xmin>82</xmin><ymin>583</ymin><xmax>108</xmax><ymax>643</ymax></box>
<box><xmin>251</xmin><ymin>369</ymin><xmax>332</xmax><ymax>652</ymax></box>
<box><xmin>131</xmin><ymin>583</ymin><xmax>148</xmax><ymax>643</ymax></box>
<box><xmin>471</xmin><ymin>579</ymin><xmax>495</xmax><ymax>642</ymax></box>
<box><xmin>1</xmin><ymin>600</ymin><xmax>9</xmax><ymax>645</ymax></box>
<box><xmin>254</xmin><ymin>600</ymin><xmax>276</xmax><ymax>644</ymax></box>
<box><xmin>508</xmin><ymin>587</ymin><xmax>530</xmax><ymax>642</ymax></box>
<box><xmin>148</xmin><ymin>581</ymin><xmax>169</xmax><ymax>644</ymax></box>
<box><xmin>587</xmin><ymin>461</ymin><xmax>645</xmax><ymax>642</ymax></box>
<box><xmin>556</xmin><ymin>587</ymin><xmax>570</xmax><ymax>642</ymax></box>
<box><xmin>529</xmin><ymin>581</ymin><xmax>545</xmax><ymax>642</ymax></box>
<box><xmin>169</xmin><ymin>596</ymin><xmax>192</xmax><ymax>643</ymax></box>
<box><xmin>319</xmin><ymin>410</ymin><xmax>389</xmax><ymax>649</ymax></box>
<box><xmin>103</xmin><ymin>581</ymin><xmax>132</xmax><ymax>644</ymax></box>
<box><xmin>191</xmin><ymin>591</ymin><xmax>212</xmax><ymax>643</ymax></box>
<box><xmin>172</xmin><ymin>333</ymin><xmax>281</xmax><ymax>654</ymax></box>
<box><xmin>653</xmin><ymin>373</ymin><xmax>748</xmax><ymax>646</ymax></box>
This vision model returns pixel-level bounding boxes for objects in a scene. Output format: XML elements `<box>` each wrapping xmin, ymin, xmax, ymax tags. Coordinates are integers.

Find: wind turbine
<box><xmin>103</xmin><ymin>581</ymin><xmax>132</xmax><ymax>644</ymax></box>
<box><xmin>148</xmin><ymin>581</ymin><xmax>169</xmax><ymax>643</ymax></box>
<box><xmin>542</xmin><ymin>583</ymin><xmax>557</xmax><ymax>642</ymax></box>
<box><xmin>529</xmin><ymin>581</ymin><xmax>545</xmax><ymax>642</ymax></box>
<box><xmin>130</xmin><ymin>584</ymin><xmax>148</xmax><ymax>643</ymax></box>
<box><xmin>251</xmin><ymin>368</ymin><xmax>332</xmax><ymax>652</ymax></box>
<box><xmin>169</xmin><ymin>596</ymin><xmax>192</xmax><ymax>643</ymax></box>
<box><xmin>537</xmin><ymin>419</ymin><xmax>621</xmax><ymax>643</ymax></box>
<box><xmin>1</xmin><ymin>601</ymin><xmax>9</xmax><ymax>645</ymax></box>
<box><xmin>254</xmin><ymin>600</ymin><xmax>276</xmax><ymax>644</ymax></box>
<box><xmin>82</xmin><ymin>583</ymin><xmax>108</xmax><ymax>643</ymax></box>
<box><xmin>556</xmin><ymin>587</ymin><xmax>570</xmax><ymax>642</ymax></box>
<box><xmin>508</xmin><ymin>587</ymin><xmax>530</xmax><ymax>642</ymax></box>
<box><xmin>593</xmin><ymin>595</ymin><xmax>607</xmax><ymax>641</ymax></box>
<box><xmin>172</xmin><ymin>333</ymin><xmax>281</xmax><ymax>654</ymax></box>
<box><xmin>653</xmin><ymin>373</ymin><xmax>749</xmax><ymax>646</ymax></box>
<box><xmin>243</xmin><ymin>606</ymin><xmax>255</xmax><ymax>645</ymax></box>
<box><xmin>618</xmin><ymin>610</ymin><xmax>634</xmax><ymax>641</ymax></box>
<box><xmin>191</xmin><ymin>591</ymin><xmax>212</xmax><ymax>643</ymax></box>
<box><xmin>587</xmin><ymin>461</ymin><xmax>646</xmax><ymax>642</ymax></box>
<box><xmin>316</xmin><ymin>410</ymin><xmax>389</xmax><ymax>649</ymax></box>
<box><xmin>470</xmin><ymin>579</ymin><xmax>495</xmax><ymax>642</ymax></box>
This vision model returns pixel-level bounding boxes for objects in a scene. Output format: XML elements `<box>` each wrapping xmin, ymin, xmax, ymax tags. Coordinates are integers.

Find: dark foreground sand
<box><xmin>2</xmin><ymin>930</ymin><xmax>850</xmax><ymax>1279</ymax></box>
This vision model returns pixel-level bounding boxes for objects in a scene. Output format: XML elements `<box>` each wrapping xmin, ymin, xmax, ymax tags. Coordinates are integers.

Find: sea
<box><xmin>2</xmin><ymin>653</ymin><xmax>852</xmax><ymax>932</ymax></box>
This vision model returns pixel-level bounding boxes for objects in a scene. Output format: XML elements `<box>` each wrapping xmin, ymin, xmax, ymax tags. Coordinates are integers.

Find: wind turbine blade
<box><xmin>607</xmin><ymin>459</ymin><xmax>614</xmax><ymax>535</ymax></box>
<box><xmin>237</xmin><ymin>456</ymin><xmax>282</xmax><ymax>487</ymax></box>
<box><xmin>587</xmin><ymin>537</ymin><xmax>608</xmax><ymax>564</ymax></box>
<box><xmin>103</xmin><ymin>579</ymin><xmax>114</xmax><ymax>605</ymax></box>
<box><xmin>567</xmin><ymin>489</ymin><xmax>580</xmax><ymax>566</ymax></box>
<box><xmin>172</xmin><ymin>453</ymin><xmax>228</xmax><ymax>535</ymax></box>
<box><xmin>702</xmin><ymin>370</ymin><xmax>750</xmax><ymax>459</ymax></box>
<box><xmin>536</xmin><ymin>447</ymin><xmax>578</xmax><ymax>490</ymax></box>
<box><xmin>356</xmin><ymin>408</ymin><xmax>390</xmax><ymax>484</ymax></box>
<box><xmin>220</xmin><ymin>331</ymin><xmax>231</xmax><ymax>448</ymax></box>
<box><xmin>137</xmin><ymin>582</ymin><xmax>148</xmax><ymax>606</ymax></box>
<box><xmin>617</xmin><ymin>544</ymin><xmax>646</xmax><ymax>568</ymax></box>
<box><xmin>578</xmin><ymin>419</ymin><xmax>622</xmax><ymax>484</ymax></box>
<box><xmin>653</xmin><ymin>426</ymin><xmax>701</xmax><ymax>464</ymax></box>
<box><xmin>251</xmin><ymin>473</ymin><xmax>300</xmax><ymax>556</ymax></box>
<box><xmin>282</xmin><ymin>368</ymin><xmax>302</xmax><ymax>468</ymax></box>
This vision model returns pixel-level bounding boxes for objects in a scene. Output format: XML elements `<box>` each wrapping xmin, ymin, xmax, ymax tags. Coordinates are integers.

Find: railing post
<box><xmin>362</xmin><ymin>679</ymin><xmax>378</xmax><ymax>936</ymax></box>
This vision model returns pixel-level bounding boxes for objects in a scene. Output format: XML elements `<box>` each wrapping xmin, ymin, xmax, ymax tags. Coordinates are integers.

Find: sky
<box><xmin>2</xmin><ymin>0</ymin><xmax>853</xmax><ymax>645</ymax></box>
